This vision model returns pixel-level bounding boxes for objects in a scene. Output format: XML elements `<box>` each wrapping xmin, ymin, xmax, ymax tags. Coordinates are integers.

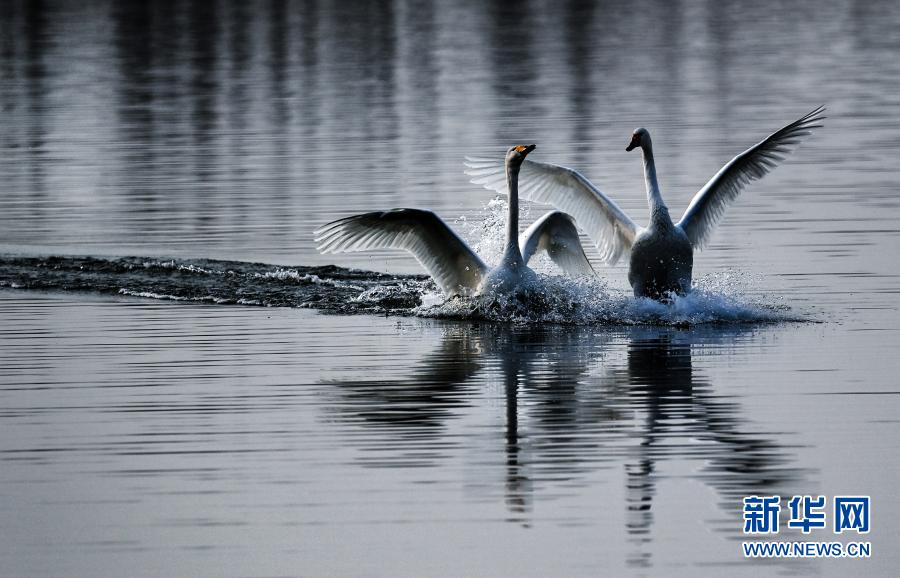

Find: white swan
<box><xmin>465</xmin><ymin>107</ymin><xmax>825</xmax><ymax>300</ymax></box>
<box><xmin>315</xmin><ymin>145</ymin><xmax>594</xmax><ymax>298</ymax></box>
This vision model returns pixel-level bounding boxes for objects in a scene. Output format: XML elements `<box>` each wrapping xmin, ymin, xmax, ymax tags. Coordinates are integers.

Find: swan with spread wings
<box><xmin>316</xmin><ymin>145</ymin><xmax>594</xmax><ymax>299</ymax></box>
<box><xmin>465</xmin><ymin>107</ymin><xmax>825</xmax><ymax>300</ymax></box>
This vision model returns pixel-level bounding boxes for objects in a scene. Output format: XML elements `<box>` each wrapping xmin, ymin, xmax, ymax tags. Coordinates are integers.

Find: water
<box><xmin>1</xmin><ymin>0</ymin><xmax>899</xmax><ymax>575</ymax></box>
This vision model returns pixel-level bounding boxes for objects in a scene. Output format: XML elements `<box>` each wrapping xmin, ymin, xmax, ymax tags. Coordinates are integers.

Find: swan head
<box><xmin>626</xmin><ymin>128</ymin><xmax>649</xmax><ymax>152</ymax></box>
<box><xmin>506</xmin><ymin>144</ymin><xmax>536</xmax><ymax>166</ymax></box>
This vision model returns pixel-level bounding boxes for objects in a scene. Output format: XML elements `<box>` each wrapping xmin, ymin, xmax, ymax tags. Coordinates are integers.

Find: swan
<box><xmin>315</xmin><ymin>145</ymin><xmax>594</xmax><ymax>298</ymax></box>
<box><xmin>465</xmin><ymin>107</ymin><xmax>825</xmax><ymax>300</ymax></box>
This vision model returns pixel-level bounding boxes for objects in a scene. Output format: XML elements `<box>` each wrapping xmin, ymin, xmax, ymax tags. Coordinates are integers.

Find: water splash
<box><xmin>0</xmin><ymin>255</ymin><xmax>418</xmax><ymax>314</ymax></box>
<box><xmin>457</xmin><ymin>196</ymin><xmax>537</xmax><ymax>267</ymax></box>
<box><xmin>419</xmin><ymin>269</ymin><xmax>795</xmax><ymax>326</ymax></box>
<box><xmin>0</xmin><ymin>254</ymin><xmax>806</xmax><ymax>326</ymax></box>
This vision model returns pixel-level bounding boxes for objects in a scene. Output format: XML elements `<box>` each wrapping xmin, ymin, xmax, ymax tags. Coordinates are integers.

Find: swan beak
<box><xmin>515</xmin><ymin>144</ymin><xmax>537</xmax><ymax>155</ymax></box>
<box><xmin>626</xmin><ymin>134</ymin><xmax>640</xmax><ymax>152</ymax></box>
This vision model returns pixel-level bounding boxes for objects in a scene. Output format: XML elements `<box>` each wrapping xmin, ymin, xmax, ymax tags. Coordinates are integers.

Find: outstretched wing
<box><xmin>519</xmin><ymin>211</ymin><xmax>595</xmax><ymax>277</ymax></box>
<box><xmin>315</xmin><ymin>209</ymin><xmax>488</xmax><ymax>296</ymax></box>
<box><xmin>465</xmin><ymin>157</ymin><xmax>639</xmax><ymax>265</ymax></box>
<box><xmin>677</xmin><ymin>106</ymin><xmax>826</xmax><ymax>248</ymax></box>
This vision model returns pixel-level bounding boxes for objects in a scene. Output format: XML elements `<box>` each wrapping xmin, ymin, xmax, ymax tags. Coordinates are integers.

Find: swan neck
<box><xmin>504</xmin><ymin>163</ymin><xmax>524</xmax><ymax>264</ymax></box>
<box><xmin>641</xmin><ymin>142</ymin><xmax>666</xmax><ymax>214</ymax></box>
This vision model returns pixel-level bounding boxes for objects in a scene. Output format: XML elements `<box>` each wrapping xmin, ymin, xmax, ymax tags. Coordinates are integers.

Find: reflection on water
<box><xmin>325</xmin><ymin>323</ymin><xmax>808</xmax><ymax>564</ymax></box>
<box><xmin>1</xmin><ymin>291</ymin><xmax>897</xmax><ymax>576</ymax></box>
<box><xmin>619</xmin><ymin>332</ymin><xmax>804</xmax><ymax>568</ymax></box>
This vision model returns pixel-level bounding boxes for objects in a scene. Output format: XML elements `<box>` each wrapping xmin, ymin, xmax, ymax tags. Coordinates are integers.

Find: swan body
<box><xmin>477</xmin><ymin>248</ymin><xmax>536</xmax><ymax>296</ymax></box>
<box><xmin>465</xmin><ymin>107</ymin><xmax>825</xmax><ymax>300</ymax></box>
<box><xmin>624</xmin><ymin>128</ymin><xmax>694</xmax><ymax>299</ymax></box>
<box><xmin>628</xmin><ymin>216</ymin><xmax>693</xmax><ymax>299</ymax></box>
<box><xmin>316</xmin><ymin>145</ymin><xmax>594</xmax><ymax>298</ymax></box>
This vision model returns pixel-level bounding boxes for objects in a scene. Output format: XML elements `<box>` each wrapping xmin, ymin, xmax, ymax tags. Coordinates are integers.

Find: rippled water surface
<box><xmin>1</xmin><ymin>0</ymin><xmax>899</xmax><ymax>576</ymax></box>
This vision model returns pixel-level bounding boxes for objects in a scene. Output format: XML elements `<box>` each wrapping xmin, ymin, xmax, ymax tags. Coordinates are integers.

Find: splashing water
<box><xmin>0</xmin><ymin>253</ymin><xmax>807</xmax><ymax>326</ymax></box>
<box><xmin>419</xmin><ymin>270</ymin><xmax>797</xmax><ymax>326</ymax></box>
<box><xmin>457</xmin><ymin>196</ymin><xmax>537</xmax><ymax>267</ymax></box>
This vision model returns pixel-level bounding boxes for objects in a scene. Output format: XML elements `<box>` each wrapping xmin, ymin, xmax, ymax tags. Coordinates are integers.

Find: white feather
<box><xmin>519</xmin><ymin>211</ymin><xmax>595</xmax><ymax>277</ymax></box>
<box><xmin>315</xmin><ymin>209</ymin><xmax>488</xmax><ymax>296</ymax></box>
<box><xmin>677</xmin><ymin>106</ymin><xmax>826</xmax><ymax>248</ymax></box>
<box><xmin>465</xmin><ymin>157</ymin><xmax>639</xmax><ymax>265</ymax></box>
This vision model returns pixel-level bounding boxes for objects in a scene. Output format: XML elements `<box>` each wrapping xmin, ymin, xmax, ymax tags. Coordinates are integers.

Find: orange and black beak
<box><xmin>625</xmin><ymin>134</ymin><xmax>640</xmax><ymax>152</ymax></box>
<box><xmin>515</xmin><ymin>144</ymin><xmax>537</xmax><ymax>155</ymax></box>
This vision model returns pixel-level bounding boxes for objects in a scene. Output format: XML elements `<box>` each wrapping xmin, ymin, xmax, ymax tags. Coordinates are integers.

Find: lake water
<box><xmin>1</xmin><ymin>0</ymin><xmax>899</xmax><ymax>576</ymax></box>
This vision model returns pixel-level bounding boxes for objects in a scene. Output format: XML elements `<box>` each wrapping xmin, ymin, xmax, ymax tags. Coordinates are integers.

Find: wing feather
<box><xmin>519</xmin><ymin>211</ymin><xmax>595</xmax><ymax>277</ymax></box>
<box><xmin>315</xmin><ymin>209</ymin><xmax>488</xmax><ymax>296</ymax></box>
<box><xmin>677</xmin><ymin>106</ymin><xmax>825</xmax><ymax>248</ymax></box>
<box><xmin>465</xmin><ymin>157</ymin><xmax>639</xmax><ymax>265</ymax></box>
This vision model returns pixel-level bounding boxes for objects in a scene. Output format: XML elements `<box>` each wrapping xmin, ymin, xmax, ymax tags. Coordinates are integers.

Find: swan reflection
<box><xmin>323</xmin><ymin>323</ymin><xmax>810</xmax><ymax>556</ymax></box>
<box><xmin>617</xmin><ymin>331</ymin><xmax>805</xmax><ymax>567</ymax></box>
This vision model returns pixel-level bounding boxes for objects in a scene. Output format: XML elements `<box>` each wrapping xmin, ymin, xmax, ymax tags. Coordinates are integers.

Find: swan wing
<box><xmin>315</xmin><ymin>209</ymin><xmax>488</xmax><ymax>296</ymax></box>
<box><xmin>519</xmin><ymin>211</ymin><xmax>595</xmax><ymax>277</ymax></box>
<box><xmin>677</xmin><ymin>106</ymin><xmax>826</xmax><ymax>248</ymax></box>
<box><xmin>465</xmin><ymin>157</ymin><xmax>639</xmax><ymax>265</ymax></box>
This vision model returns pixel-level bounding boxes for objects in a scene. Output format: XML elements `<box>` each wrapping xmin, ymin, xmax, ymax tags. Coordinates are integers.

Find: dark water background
<box><xmin>1</xmin><ymin>0</ymin><xmax>899</xmax><ymax>575</ymax></box>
